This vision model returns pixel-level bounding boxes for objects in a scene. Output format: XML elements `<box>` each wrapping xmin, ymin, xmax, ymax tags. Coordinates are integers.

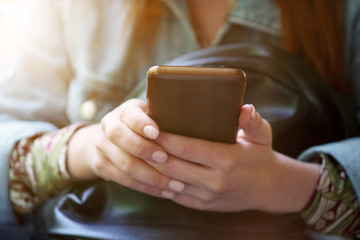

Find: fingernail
<box><xmin>144</xmin><ymin>125</ymin><xmax>159</xmax><ymax>139</ymax></box>
<box><xmin>152</xmin><ymin>150</ymin><xmax>168</xmax><ymax>163</ymax></box>
<box><xmin>169</xmin><ymin>180</ymin><xmax>185</xmax><ymax>192</ymax></box>
<box><xmin>250</xmin><ymin>105</ymin><xmax>256</xmax><ymax>122</ymax></box>
<box><xmin>161</xmin><ymin>190</ymin><xmax>175</xmax><ymax>199</ymax></box>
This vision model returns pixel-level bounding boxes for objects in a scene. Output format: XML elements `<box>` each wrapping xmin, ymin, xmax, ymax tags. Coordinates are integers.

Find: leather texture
<box><xmin>164</xmin><ymin>43</ymin><xmax>358</xmax><ymax>157</ymax></box>
<box><xmin>34</xmin><ymin>182</ymin><xmax>308</xmax><ymax>240</ymax></box>
<box><xmin>33</xmin><ymin>43</ymin><xmax>359</xmax><ymax>240</ymax></box>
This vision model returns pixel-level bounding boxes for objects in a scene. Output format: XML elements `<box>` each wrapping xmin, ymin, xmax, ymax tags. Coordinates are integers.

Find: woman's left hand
<box><xmin>150</xmin><ymin>104</ymin><xmax>320</xmax><ymax>213</ymax></box>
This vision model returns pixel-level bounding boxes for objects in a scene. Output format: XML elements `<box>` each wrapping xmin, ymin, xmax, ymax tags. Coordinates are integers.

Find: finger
<box><xmin>96</xmin><ymin>158</ymin><xmax>174</xmax><ymax>199</ymax></box>
<box><xmin>155</xmin><ymin>132</ymin><xmax>229</xmax><ymax>168</ymax></box>
<box><xmin>149</xmin><ymin>154</ymin><xmax>216</xmax><ymax>190</ymax></box>
<box><xmin>96</xmin><ymin>137</ymin><xmax>183</xmax><ymax>192</ymax></box>
<box><xmin>176</xmin><ymin>184</ymin><xmax>217</xmax><ymax>203</ymax></box>
<box><xmin>238</xmin><ymin>104</ymin><xmax>272</xmax><ymax>146</ymax></box>
<box><xmin>118</xmin><ymin>99</ymin><xmax>160</xmax><ymax>140</ymax></box>
<box><xmin>102</xmin><ymin>115</ymin><xmax>168</xmax><ymax>163</ymax></box>
<box><xmin>171</xmin><ymin>194</ymin><xmax>213</xmax><ymax>211</ymax></box>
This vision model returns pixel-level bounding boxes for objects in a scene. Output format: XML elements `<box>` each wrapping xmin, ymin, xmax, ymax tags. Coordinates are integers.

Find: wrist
<box><xmin>260</xmin><ymin>151</ymin><xmax>321</xmax><ymax>214</ymax></box>
<box><xmin>67</xmin><ymin>123</ymin><xmax>100</xmax><ymax>180</ymax></box>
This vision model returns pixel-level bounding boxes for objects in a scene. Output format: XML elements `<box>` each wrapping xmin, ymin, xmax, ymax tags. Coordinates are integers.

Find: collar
<box><xmin>229</xmin><ymin>0</ymin><xmax>281</xmax><ymax>36</ymax></box>
<box><xmin>162</xmin><ymin>0</ymin><xmax>281</xmax><ymax>36</ymax></box>
<box><xmin>161</xmin><ymin>0</ymin><xmax>199</xmax><ymax>47</ymax></box>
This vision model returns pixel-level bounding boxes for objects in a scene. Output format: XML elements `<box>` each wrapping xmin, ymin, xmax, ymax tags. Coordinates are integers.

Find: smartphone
<box><xmin>146</xmin><ymin>65</ymin><xmax>246</xmax><ymax>143</ymax></box>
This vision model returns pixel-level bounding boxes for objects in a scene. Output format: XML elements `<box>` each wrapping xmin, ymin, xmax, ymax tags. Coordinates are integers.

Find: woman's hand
<box><xmin>151</xmin><ymin>104</ymin><xmax>321</xmax><ymax>213</ymax></box>
<box><xmin>67</xmin><ymin>99</ymin><xmax>184</xmax><ymax>199</ymax></box>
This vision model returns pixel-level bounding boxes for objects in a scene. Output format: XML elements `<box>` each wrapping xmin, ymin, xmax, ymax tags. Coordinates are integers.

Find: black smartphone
<box><xmin>146</xmin><ymin>65</ymin><xmax>246</xmax><ymax>143</ymax></box>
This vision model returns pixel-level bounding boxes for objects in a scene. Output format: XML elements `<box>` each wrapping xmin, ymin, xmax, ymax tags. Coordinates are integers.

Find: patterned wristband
<box><xmin>9</xmin><ymin>122</ymin><xmax>87</xmax><ymax>214</ymax></box>
<box><xmin>300</xmin><ymin>153</ymin><xmax>360</xmax><ymax>238</ymax></box>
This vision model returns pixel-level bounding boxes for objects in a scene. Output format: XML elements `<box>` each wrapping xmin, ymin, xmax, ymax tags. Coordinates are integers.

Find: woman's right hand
<box><xmin>67</xmin><ymin>98</ymin><xmax>185</xmax><ymax>199</ymax></box>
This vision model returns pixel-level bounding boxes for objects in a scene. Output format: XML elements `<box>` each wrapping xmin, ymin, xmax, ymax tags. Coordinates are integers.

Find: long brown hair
<box><xmin>109</xmin><ymin>0</ymin><xmax>163</xmax><ymax>93</ymax></box>
<box><xmin>274</xmin><ymin>0</ymin><xmax>347</xmax><ymax>94</ymax></box>
<box><xmin>119</xmin><ymin>0</ymin><xmax>163</xmax><ymax>64</ymax></box>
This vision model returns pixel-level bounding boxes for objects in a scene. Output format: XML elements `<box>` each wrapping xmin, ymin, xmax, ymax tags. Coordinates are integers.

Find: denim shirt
<box><xmin>0</xmin><ymin>0</ymin><xmax>359</xmax><ymax>239</ymax></box>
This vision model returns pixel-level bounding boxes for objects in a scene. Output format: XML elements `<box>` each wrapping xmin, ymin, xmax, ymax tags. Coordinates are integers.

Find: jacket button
<box><xmin>80</xmin><ymin>99</ymin><xmax>97</xmax><ymax>121</ymax></box>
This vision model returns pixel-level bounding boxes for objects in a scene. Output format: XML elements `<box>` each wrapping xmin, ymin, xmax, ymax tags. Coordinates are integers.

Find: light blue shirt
<box><xmin>0</xmin><ymin>1</ymin><xmax>359</xmax><ymax>239</ymax></box>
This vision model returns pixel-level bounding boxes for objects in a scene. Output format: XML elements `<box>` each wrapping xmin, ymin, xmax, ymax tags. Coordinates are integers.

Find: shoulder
<box><xmin>344</xmin><ymin>0</ymin><xmax>360</xmax><ymax>107</ymax></box>
<box><xmin>345</xmin><ymin>0</ymin><xmax>360</xmax><ymax>30</ymax></box>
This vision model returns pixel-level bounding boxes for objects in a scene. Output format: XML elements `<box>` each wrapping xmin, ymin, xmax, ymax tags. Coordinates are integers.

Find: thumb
<box><xmin>238</xmin><ymin>104</ymin><xmax>272</xmax><ymax>146</ymax></box>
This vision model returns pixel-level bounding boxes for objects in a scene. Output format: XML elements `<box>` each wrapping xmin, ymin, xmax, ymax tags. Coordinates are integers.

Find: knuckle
<box><xmin>101</xmin><ymin>111</ymin><xmax>125</xmax><ymax>141</ymax></box>
<box><xmin>127</xmin><ymin>179</ymin><xmax>140</xmax><ymax>190</ymax></box>
<box><xmin>178</xmin><ymin>141</ymin><xmax>194</xmax><ymax>160</ymax></box>
<box><xmin>159</xmin><ymin>159</ymin><xmax>176</xmax><ymax>176</ymax></box>
<box><xmin>92</xmin><ymin>156</ymin><xmax>106</xmax><ymax>172</ymax></box>
<box><xmin>101</xmin><ymin>117</ymin><xmax>121</xmax><ymax>141</ymax></box>
<box><xmin>207</xmin><ymin>178</ymin><xmax>227</xmax><ymax>194</ymax></box>
<box><xmin>119</xmin><ymin>159</ymin><xmax>135</xmax><ymax>175</ymax></box>
<box><xmin>101</xmin><ymin>110</ymin><xmax>118</xmax><ymax>130</ymax></box>
<box><xmin>125</xmin><ymin>179</ymin><xmax>143</xmax><ymax>192</ymax></box>
<box><xmin>106</xmin><ymin>125</ymin><xmax>122</xmax><ymax>142</ymax></box>
<box><xmin>219</xmin><ymin>157</ymin><xmax>233</xmax><ymax>171</ymax></box>
<box><xmin>92</xmin><ymin>141</ymin><xmax>108</xmax><ymax>173</ymax></box>
<box><xmin>117</xmin><ymin>101</ymin><xmax>128</xmax><ymax>115</ymax></box>
<box><xmin>95</xmin><ymin>133</ymin><xmax>107</xmax><ymax>148</ymax></box>
<box><xmin>148</xmin><ymin>173</ymin><xmax>163</xmax><ymax>187</ymax></box>
<box><xmin>121</xmin><ymin>101</ymin><xmax>144</xmax><ymax>129</ymax></box>
<box><xmin>132</xmin><ymin>139</ymin><xmax>147</xmax><ymax>157</ymax></box>
<box><xmin>201</xmin><ymin>192</ymin><xmax>216</xmax><ymax>202</ymax></box>
<box><xmin>129</xmin><ymin>115</ymin><xmax>143</xmax><ymax>133</ymax></box>
<box><xmin>128</xmin><ymin>98</ymin><xmax>146</xmax><ymax>109</ymax></box>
